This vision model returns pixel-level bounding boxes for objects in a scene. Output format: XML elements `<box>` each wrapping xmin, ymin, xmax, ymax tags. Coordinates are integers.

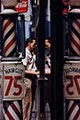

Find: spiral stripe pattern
<box><xmin>67</xmin><ymin>100</ymin><xmax>80</xmax><ymax>120</ymax></box>
<box><xmin>3</xmin><ymin>101</ymin><xmax>22</xmax><ymax>120</ymax></box>
<box><xmin>3</xmin><ymin>19</ymin><xmax>17</xmax><ymax>57</ymax></box>
<box><xmin>70</xmin><ymin>18</ymin><xmax>80</xmax><ymax>56</ymax></box>
<box><xmin>2</xmin><ymin>17</ymin><xmax>22</xmax><ymax>120</ymax></box>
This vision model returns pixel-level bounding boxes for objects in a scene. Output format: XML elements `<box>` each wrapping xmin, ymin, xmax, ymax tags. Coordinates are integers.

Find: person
<box><xmin>45</xmin><ymin>38</ymin><xmax>51</xmax><ymax>74</ymax></box>
<box><xmin>22</xmin><ymin>37</ymin><xmax>39</xmax><ymax>120</ymax></box>
<box><xmin>44</xmin><ymin>37</ymin><xmax>51</xmax><ymax>119</ymax></box>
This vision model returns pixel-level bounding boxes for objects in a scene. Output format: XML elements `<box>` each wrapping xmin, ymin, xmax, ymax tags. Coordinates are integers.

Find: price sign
<box><xmin>3</xmin><ymin>63</ymin><xmax>24</xmax><ymax>100</ymax></box>
<box><xmin>15</xmin><ymin>0</ymin><xmax>28</xmax><ymax>13</ymax></box>
<box><xmin>64</xmin><ymin>62</ymin><xmax>80</xmax><ymax>99</ymax></box>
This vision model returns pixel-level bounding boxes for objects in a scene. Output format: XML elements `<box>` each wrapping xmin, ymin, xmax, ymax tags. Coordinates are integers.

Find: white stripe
<box><xmin>72</xmin><ymin>21</ymin><xmax>80</xmax><ymax>33</ymax></box>
<box><xmin>4</xmin><ymin>31</ymin><xmax>16</xmax><ymax>48</ymax></box>
<box><xmin>3</xmin><ymin>108</ymin><xmax>9</xmax><ymax>120</ymax></box>
<box><xmin>14</xmin><ymin>101</ymin><xmax>21</xmax><ymax>113</ymax></box>
<box><xmin>3</xmin><ymin>22</ymin><xmax>14</xmax><ymax>38</ymax></box>
<box><xmin>68</xmin><ymin>100</ymin><xmax>74</xmax><ymax>112</ymax></box>
<box><xmin>71</xmin><ymin>42</ymin><xmax>80</xmax><ymax>55</ymax></box>
<box><xmin>5</xmin><ymin>41</ymin><xmax>16</xmax><ymax>56</ymax></box>
<box><xmin>71</xmin><ymin>31</ymin><xmax>80</xmax><ymax>45</ymax></box>
<box><xmin>3</xmin><ymin>19</ymin><xmax>9</xmax><ymax>28</ymax></box>
<box><xmin>71</xmin><ymin>31</ymin><xmax>80</xmax><ymax>55</ymax></box>
<box><xmin>8</xmin><ymin>105</ymin><xmax>20</xmax><ymax>120</ymax></box>
<box><xmin>69</xmin><ymin>105</ymin><xmax>79</xmax><ymax>120</ymax></box>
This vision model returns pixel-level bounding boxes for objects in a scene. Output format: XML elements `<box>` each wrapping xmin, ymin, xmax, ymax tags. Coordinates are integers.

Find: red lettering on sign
<box><xmin>15</xmin><ymin>0</ymin><xmax>28</xmax><ymax>13</ymax></box>
<box><xmin>13</xmin><ymin>76</ymin><xmax>22</xmax><ymax>96</ymax></box>
<box><xmin>66</xmin><ymin>75</ymin><xmax>74</xmax><ymax>95</ymax></box>
<box><xmin>74</xmin><ymin>75</ymin><xmax>80</xmax><ymax>95</ymax></box>
<box><xmin>5</xmin><ymin>76</ymin><xmax>13</xmax><ymax>96</ymax></box>
<box><xmin>4</xmin><ymin>75</ymin><xmax>22</xmax><ymax>96</ymax></box>
<box><xmin>65</xmin><ymin>75</ymin><xmax>80</xmax><ymax>96</ymax></box>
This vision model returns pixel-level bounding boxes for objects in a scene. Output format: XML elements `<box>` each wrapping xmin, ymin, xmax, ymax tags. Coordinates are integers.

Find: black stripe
<box><xmin>71</xmin><ymin>24</ymin><xmax>80</xmax><ymax>39</ymax></box>
<box><xmin>3</xmin><ymin>25</ymin><xmax>15</xmax><ymax>42</ymax></box>
<box><xmin>7</xmin><ymin>47</ymin><xmax>17</xmax><ymax>57</ymax></box>
<box><xmin>70</xmin><ymin>44</ymin><xmax>79</xmax><ymax>56</ymax></box>
<box><xmin>3</xmin><ymin>101</ymin><xmax>12</xmax><ymax>111</ymax></box>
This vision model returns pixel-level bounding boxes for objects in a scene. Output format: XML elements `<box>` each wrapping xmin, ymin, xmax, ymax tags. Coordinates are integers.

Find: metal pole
<box><xmin>37</xmin><ymin>0</ymin><xmax>47</xmax><ymax>118</ymax></box>
<box><xmin>50</xmin><ymin>0</ymin><xmax>63</xmax><ymax>119</ymax></box>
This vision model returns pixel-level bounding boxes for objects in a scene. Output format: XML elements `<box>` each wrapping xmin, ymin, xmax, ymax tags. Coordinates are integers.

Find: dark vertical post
<box><xmin>0</xmin><ymin>1</ymin><xmax>1</xmax><ymax>53</ymax></box>
<box><xmin>37</xmin><ymin>0</ymin><xmax>47</xmax><ymax>117</ymax></box>
<box><xmin>50</xmin><ymin>0</ymin><xmax>63</xmax><ymax>120</ymax></box>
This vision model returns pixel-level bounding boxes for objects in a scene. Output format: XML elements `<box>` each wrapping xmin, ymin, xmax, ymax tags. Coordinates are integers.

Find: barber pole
<box><xmin>67</xmin><ymin>100</ymin><xmax>80</xmax><ymax>120</ymax></box>
<box><xmin>2</xmin><ymin>61</ymin><xmax>24</xmax><ymax>120</ymax></box>
<box><xmin>64</xmin><ymin>60</ymin><xmax>80</xmax><ymax>120</ymax></box>
<box><xmin>63</xmin><ymin>1</ymin><xmax>80</xmax><ymax>119</ymax></box>
<box><xmin>69</xmin><ymin>12</ymin><xmax>80</xmax><ymax>56</ymax></box>
<box><xmin>0</xmin><ymin>0</ymin><xmax>25</xmax><ymax>120</ymax></box>
<box><xmin>3</xmin><ymin>101</ymin><xmax>22</xmax><ymax>120</ymax></box>
<box><xmin>3</xmin><ymin>17</ymin><xmax>17</xmax><ymax>57</ymax></box>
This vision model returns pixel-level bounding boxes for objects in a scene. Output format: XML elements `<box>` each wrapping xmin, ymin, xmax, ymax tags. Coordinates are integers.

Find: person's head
<box><xmin>25</xmin><ymin>37</ymin><xmax>36</xmax><ymax>51</ymax></box>
<box><xmin>45</xmin><ymin>37</ymin><xmax>51</xmax><ymax>49</ymax></box>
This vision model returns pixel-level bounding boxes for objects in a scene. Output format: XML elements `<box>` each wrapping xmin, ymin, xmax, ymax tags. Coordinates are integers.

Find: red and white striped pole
<box><xmin>64</xmin><ymin>9</ymin><xmax>80</xmax><ymax>120</ymax></box>
<box><xmin>3</xmin><ymin>17</ymin><xmax>17</xmax><ymax>57</ymax></box>
<box><xmin>1</xmin><ymin>0</ymin><xmax>23</xmax><ymax>119</ymax></box>
<box><xmin>3</xmin><ymin>101</ymin><xmax>22</xmax><ymax>120</ymax></box>
<box><xmin>2</xmin><ymin>13</ymin><xmax>23</xmax><ymax>120</ymax></box>
<box><xmin>70</xmin><ymin>15</ymin><xmax>80</xmax><ymax>56</ymax></box>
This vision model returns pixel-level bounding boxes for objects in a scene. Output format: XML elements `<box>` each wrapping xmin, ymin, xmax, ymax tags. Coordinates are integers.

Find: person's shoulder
<box><xmin>25</xmin><ymin>48</ymin><xmax>31</xmax><ymax>56</ymax></box>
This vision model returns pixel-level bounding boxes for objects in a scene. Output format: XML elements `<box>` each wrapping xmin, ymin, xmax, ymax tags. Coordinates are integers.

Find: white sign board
<box><xmin>3</xmin><ymin>62</ymin><xmax>24</xmax><ymax>100</ymax></box>
<box><xmin>64</xmin><ymin>62</ymin><xmax>80</xmax><ymax>99</ymax></box>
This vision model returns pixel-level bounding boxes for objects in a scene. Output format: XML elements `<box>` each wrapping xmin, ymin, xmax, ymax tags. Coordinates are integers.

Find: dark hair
<box><xmin>25</xmin><ymin>37</ymin><xmax>36</xmax><ymax>47</ymax></box>
<box><xmin>45</xmin><ymin>37</ymin><xmax>51</xmax><ymax>43</ymax></box>
<box><xmin>45</xmin><ymin>37</ymin><xmax>51</xmax><ymax>42</ymax></box>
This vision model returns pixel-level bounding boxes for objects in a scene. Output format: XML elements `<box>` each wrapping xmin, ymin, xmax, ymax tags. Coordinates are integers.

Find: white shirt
<box><xmin>45</xmin><ymin>49</ymin><xmax>51</xmax><ymax>74</ymax></box>
<box><xmin>22</xmin><ymin>48</ymin><xmax>37</xmax><ymax>72</ymax></box>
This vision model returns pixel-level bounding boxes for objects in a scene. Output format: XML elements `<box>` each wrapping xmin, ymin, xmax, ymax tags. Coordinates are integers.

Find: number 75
<box><xmin>4</xmin><ymin>76</ymin><xmax>22</xmax><ymax>96</ymax></box>
<box><xmin>66</xmin><ymin>75</ymin><xmax>80</xmax><ymax>95</ymax></box>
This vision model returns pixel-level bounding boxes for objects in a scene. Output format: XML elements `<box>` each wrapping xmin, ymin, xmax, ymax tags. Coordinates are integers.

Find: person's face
<box><xmin>45</xmin><ymin>39</ymin><xmax>51</xmax><ymax>48</ymax></box>
<box><xmin>30</xmin><ymin>40</ymin><xmax>36</xmax><ymax>51</ymax></box>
